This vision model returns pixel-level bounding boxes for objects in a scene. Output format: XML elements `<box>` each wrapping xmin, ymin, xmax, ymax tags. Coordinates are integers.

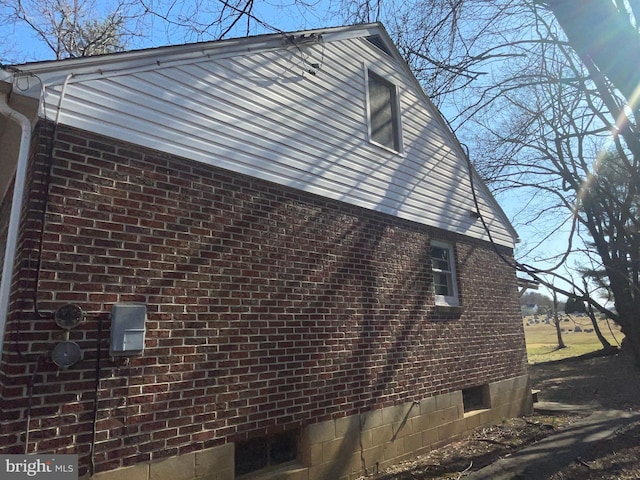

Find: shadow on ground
<box><xmin>529</xmin><ymin>349</ymin><xmax>640</xmax><ymax>410</ymax></box>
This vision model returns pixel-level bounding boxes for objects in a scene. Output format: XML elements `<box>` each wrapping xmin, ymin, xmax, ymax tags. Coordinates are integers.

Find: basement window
<box><xmin>462</xmin><ymin>385</ymin><xmax>490</xmax><ymax>413</ymax></box>
<box><xmin>235</xmin><ymin>431</ymin><xmax>298</xmax><ymax>476</ymax></box>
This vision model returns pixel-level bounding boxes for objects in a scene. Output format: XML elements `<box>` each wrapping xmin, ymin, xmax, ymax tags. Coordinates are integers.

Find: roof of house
<box><xmin>0</xmin><ymin>22</ymin><xmax>519</xmax><ymax>248</ymax></box>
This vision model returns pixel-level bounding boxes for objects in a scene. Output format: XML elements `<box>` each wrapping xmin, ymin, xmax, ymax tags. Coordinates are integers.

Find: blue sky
<box><xmin>1</xmin><ymin>0</ymin><xmax>344</xmax><ymax>64</ymax></box>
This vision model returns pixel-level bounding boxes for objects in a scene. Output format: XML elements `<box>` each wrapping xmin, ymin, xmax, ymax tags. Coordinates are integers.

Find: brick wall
<box><xmin>0</xmin><ymin>173</ymin><xmax>13</xmax><ymax>407</ymax></box>
<box><xmin>0</xmin><ymin>122</ymin><xmax>527</xmax><ymax>477</ymax></box>
<box><xmin>0</xmin><ymin>181</ymin><xmax>12</xmax><ymax>275</ymax></box>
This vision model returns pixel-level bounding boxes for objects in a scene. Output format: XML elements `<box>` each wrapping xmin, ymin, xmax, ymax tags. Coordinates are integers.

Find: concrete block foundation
<box><xmin>87</xmin><ymin>375</ymin><xmax>531</xmax><ymax>480</ymax></box>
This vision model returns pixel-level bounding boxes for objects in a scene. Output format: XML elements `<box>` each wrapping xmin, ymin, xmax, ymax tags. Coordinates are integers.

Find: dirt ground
<box><xmin>362</xmin><ymin>350</ymin><xmax>640</xmax><ymax>479</ymax></box>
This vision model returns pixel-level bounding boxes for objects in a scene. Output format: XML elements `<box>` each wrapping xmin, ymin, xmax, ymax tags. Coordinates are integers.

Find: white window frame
<box><xmin>430</xmin><ymin>240</ymin><xmax>459</xmax><ymax>306</ymax></box>
<box><xmin>364</xmin><ymin>67</ymin><xmax>403</xmax><ymax>153</ymax></box>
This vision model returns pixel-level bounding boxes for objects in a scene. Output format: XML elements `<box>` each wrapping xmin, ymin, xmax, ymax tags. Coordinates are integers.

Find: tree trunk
<box><xmin>606</xmin><ymin>264</ymin><xmax>640</xmax><ymax>366</ymax></box>
<box><xmin>553</xmin><ymin>291</ymin><xmax>566</xmax><ymax>349</ymax></box>
<box><xmin>587</xmin><ymin>308</ymin><xmax>613</xmax><ymax>351</ymax></box>
<box><xmin>616</xmin><ymin>303</ymin><xmax>640</xmax><ymax>367</ymax></box>
<box><xmin>619</xmin><ymin>325</ymin><xmax>640</xmax><ymax>367</ymax></box>
<box><xmin>582</xmin><ymin>278</ymin><xmax>614</xmax><ymax>351</ymax></box>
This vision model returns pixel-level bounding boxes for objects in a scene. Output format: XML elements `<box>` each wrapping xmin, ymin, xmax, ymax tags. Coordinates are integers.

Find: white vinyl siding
<box><xmin>24</xmin><ymin>26</ymin><xmax>516</xmax><ymax>249</ymax></box>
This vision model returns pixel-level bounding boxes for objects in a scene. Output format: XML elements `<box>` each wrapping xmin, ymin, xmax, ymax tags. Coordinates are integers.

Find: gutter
<box><xmin>0</xmin><ymin>89</ymin><xmax>33</xmax><ymax>364</ymax></box>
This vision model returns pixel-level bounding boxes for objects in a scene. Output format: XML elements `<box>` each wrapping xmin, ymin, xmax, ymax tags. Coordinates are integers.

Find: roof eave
<box><xmin>9</xmin><ymin>23</ymin><xmax>387</xmax><ymax>75</ymax></box>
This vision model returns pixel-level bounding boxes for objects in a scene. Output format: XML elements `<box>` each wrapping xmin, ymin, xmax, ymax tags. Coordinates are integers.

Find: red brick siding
<box><xmin>0</xmin><ymin>182</ymin><xmax>11</xmax><ymax>273</ymax></box>
<box><xmin>0</xmin><ymin>177</ymin><xmax>13</xmax><ymax>409</ymax></box>
<box><xmin>0</xmin><ymin>123</ymin><xmax>527</xmax><ymax>475</ymax></box>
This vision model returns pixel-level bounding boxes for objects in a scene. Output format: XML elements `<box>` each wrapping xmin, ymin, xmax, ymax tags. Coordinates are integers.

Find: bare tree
<box><xmin>135</xmin><ymin>0</ymin><xmax>282</xmax><ymax>42</ymax></box>
<box><xmin>543</xmin><ymin>0</ymin><xmax>640</xmax><ymax>113</ymax></box>
<box><xmin>0</xmin><ymin>0</ymin><xmax>296</xmax><ymax>62</ymax></box>
<box><xmin>0</xmin><ymin>0</ymin><xmax>138</xmax><ymax>59</ymax></box>
<box><xmin>464</xmin><ymin>2</ymin><xmax>640</xmax><ymax>363</ymax></box>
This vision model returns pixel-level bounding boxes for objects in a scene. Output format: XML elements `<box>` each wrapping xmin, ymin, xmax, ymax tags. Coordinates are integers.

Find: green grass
<box><xmin>523</xmin><ymin>315</ymin><xmax>622</xmax><ymax>364</ymax></box>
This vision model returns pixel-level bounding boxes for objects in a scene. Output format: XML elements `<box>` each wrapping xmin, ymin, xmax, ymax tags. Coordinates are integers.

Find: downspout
<box><xmin>0</xmin><ymin>90</ymin><xmax>33</xmax><ymax>364</ymax></box>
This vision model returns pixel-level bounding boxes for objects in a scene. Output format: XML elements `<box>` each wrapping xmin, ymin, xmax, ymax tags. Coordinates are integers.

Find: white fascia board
<box><xmin>9</xmin><ymin>24</ymin><xmax>382</xmax><ymax>89</ymax></box>
<box><xmin>5</xmin><ymin>24</ymin><xmax>388</xmax><ymax>105</ymax></box>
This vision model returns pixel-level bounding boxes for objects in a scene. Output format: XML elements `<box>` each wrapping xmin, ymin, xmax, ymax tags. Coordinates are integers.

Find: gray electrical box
<box><xmin>110</xmin><ymin>303</ymin><xmax>146</xmax><ymax>356</ymax></box>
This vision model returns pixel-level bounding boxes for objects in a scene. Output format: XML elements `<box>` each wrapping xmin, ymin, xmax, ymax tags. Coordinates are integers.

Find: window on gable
<box><xmin>367</xmin><ymin>70</ymin><xmax>402</xmax><ymax>152</ymax></box>
<box><xmin>431</xmin><ymin>241</ymin><xmax>459</xmax><ymax>306</ymax></box>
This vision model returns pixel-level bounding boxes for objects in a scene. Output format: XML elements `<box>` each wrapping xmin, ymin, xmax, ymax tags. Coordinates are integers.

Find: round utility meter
<box><xmin>54</xmin><ymin>304</ymin><xmax>84</xmax><ymax>329</ymax></box>
<box><xmin>51</xmin><ymin>341</ymin><xmax>82</xmax><ymax>369</ymax></box>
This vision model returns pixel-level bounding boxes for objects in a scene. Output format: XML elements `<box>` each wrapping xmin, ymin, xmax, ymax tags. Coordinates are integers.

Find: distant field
<box><xmin>523</xmin><ymin>315</ymin><xmax>623</xmax><ymax>363</ymax></box>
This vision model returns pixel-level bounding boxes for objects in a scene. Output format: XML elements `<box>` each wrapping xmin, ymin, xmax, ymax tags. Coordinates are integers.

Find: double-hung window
<box><xmin>431</xmin><ymin>241</ymin><xmax>459</xmax><ymax>306</ymax></box>
<box><xmin>366</xmin><ymin>69</ymin><xmax>402</xmax><ymax>152</ymax></box>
